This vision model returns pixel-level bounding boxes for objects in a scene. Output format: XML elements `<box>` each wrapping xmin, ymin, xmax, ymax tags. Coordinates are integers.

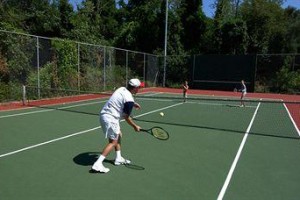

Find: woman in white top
<box><xmin>240</xmin><ymin>80</ymin><xmax>247</xmax><ymax>107</ymax></box>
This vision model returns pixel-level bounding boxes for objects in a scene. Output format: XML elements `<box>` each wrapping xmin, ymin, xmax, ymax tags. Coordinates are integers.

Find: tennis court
<box><xmin>1</xmin><ymin>89</ymin><xmax>299</xmax><ymax>200</ymax></box>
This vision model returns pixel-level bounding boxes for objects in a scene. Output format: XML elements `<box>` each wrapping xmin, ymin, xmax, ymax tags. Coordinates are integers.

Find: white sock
<box><xmin>94</xmin><ymin>155</ymin><xmax>105</xmax><ymax>166</ymax></box>
<box><xmin>116</xmin><ymin>150</ymin><xmax>122</xmax><ymax>160</ymax></box>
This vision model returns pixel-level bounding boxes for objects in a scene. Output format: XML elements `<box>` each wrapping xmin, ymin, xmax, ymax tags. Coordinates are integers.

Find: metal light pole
<box><xmin>163</xmin><ymin>0</ymin><xmax>168</xmax><ymax>87</ymax></box>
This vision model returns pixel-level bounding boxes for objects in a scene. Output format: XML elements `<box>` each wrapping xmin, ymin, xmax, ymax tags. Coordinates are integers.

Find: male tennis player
<box><xmin>240</xmin><ymin>80</ymin><xmax>247</xmax><ymax>107</ymax></box>
<box><xmin>91</xmin><ymin>79</ymin><xmax>142</xmax><ymax>173</ymax></box>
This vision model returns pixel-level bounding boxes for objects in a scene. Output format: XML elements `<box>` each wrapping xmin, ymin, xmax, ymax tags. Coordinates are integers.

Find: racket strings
<box><xmin>152</xmin><ymin>128</ymin><xmax>169</xmax><ymax>139</ymax></box>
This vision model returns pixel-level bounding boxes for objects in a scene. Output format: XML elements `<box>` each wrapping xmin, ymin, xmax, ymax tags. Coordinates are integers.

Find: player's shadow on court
<box><xmin>73</xmin><ymin>152</ymin><xmax>98</xmax><ymax>166</ymax></box>
<box><xmin>73</xmin><ymin>152</ymin><xmax>114</xmax><ymax>166</ymax></box>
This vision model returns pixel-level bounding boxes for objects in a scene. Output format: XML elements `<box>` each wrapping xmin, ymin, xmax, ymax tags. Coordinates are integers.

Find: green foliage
<box><xmin>218</xmin><ymin>18</ymin><xmax>248</xmax><ymax>54</ymax></box>
<box><xmin>51</xmin><ymin>39</ymin><xmax>78</xmax><ymax>89</ymax></box>
<box><xmin>59</xmin><ymin>1</ymin><xmax>74</xmax><ymax>29</ymax></box>
<box><xmin>105</xmin><ymin>65</ymin><xmax>127</xmax><ymax>89</ymax></box>
<box><xmin>27</xmin><ymin>63</ymin><xmax>54</xmax><ymax>89</ymax></box>
<box><xmin>0</xmin><ymin>0</ymin><xmax>300</xmax><ymax>100</ymax></box>
<box><xmin>27</xmin><ymin>39</ymin><xmax>79</xmax><ymax>90</ymax></box>
<box><xmin>80</xmin><ymin>66</ymin><xmax>103</xmax><ymax>91</ymax></box>
<box><xmin>271</xmin><ymin>57</ymin><xmax>300</xmax><ymax>93</ymax></box>
<box><xmin>166</xmin><ymin>54</ymin><xmax>190</xmax><ymax>86</ymax></box>
<box><xmin>0</xmin><ymin>81</ymin><xmax>23</xmax><ymax>102</ymax></box>
<box><xmin>0</xmin><ymin>0</ymin><xmax>298</xmax><ymax>55</ymax></box>
<box><xmin>284</xmin><ymin>7</ymin><xmax>300</xmax><ymax>53</ymax></box>
<box><xmin>115</xmin><ymin>0</ymin><xmax>163</xmax><ymax>53</ymax></box>
<box><xmin>0</xmin><ymin>82</ymin><xmax>10</xmax><ymax>101</ymax></box>
<box><xmin>178</xmin><ymin>0</ymin><xmax>206</xmax><ymax>53</ymax></box>
<box><xmin>240</xmin><ymin>0</ymin><xmax>287</xmax><ymax>53</ymax></box>
<box><xmin>0</xmin><ymin>30</ymin><xmax>35</xmax><ymax>85</ymax></box>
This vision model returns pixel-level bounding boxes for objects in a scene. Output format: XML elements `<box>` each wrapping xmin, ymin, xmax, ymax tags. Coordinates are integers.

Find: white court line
<box><xmin>138</xmin><ymin>97</ymin><xmax>178</xmax><ymax>102</ymax></box>
<box><xmin>140</xmin><ymin>97</ymin><xmax>257</xmax><ymax>108</ymax></box>
<box><xmin>0</xmin><ymin>91</ymin><xmax>161</xmax><ymax>119</ymax></box>
<box><xmin>217</xmin><ymin>102</ymin><xmax>261</xmax><ymax>200</ymax></box>
<box><xmin>0</xmin><ymin>127</ymin><xmax>101</xmax><ymax>158</ymax></box>
<box><xmin>0</xmin><ymin>102</ymin><xmax>183</xmax><ymax>159</ymax></box>
<box><xmin>0</xmin><ymin>100</ymin><xmax>107</xmax><ymax>119</ymax></box>
<box><xmin>186</xmin><ymin>101</ymin><xmax>257</xmax><ymax>108</ymax></box>
<box><xmin>138</xmin><ymin>92</ymin><xmax>258</xmax><ymax>108</ymax></box>
<box><xmin>138</xmin><ymin>92</ymin><xmax>163</xmax><ymax>97</ymax></box>
<box><xmin>283</xmin><ymin>103</ymin><xmax>300</xmax><ymax>137</ymax></box>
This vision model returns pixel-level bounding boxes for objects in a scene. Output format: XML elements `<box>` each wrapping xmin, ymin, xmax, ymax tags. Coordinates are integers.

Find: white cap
<box><xmin>128</xmin><ymin>78</ymin><xmax>141</xmax><ymax>87</ymax></box>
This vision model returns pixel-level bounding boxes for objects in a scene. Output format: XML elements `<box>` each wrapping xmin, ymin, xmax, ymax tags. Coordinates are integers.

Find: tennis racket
<box><xmin>140</xmin><ymin>127</ymin><xmax>169</xmax><ymax>140</ymax></box>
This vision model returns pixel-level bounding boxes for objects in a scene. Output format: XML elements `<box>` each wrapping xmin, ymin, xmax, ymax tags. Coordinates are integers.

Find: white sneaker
<box><xmin>91</xmin><ymin>164</ymin><xmax>110</xmax><ymax>173</ymax></box>
<box><xmin>114</xmin><ymin>157</ymin><xmax>131</xmax><ymax>166</ymax></box>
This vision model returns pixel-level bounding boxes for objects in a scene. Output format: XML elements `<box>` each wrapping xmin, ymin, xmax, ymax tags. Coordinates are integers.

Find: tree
<box><xmin>17</xmin><ymin>0</ymin><xmax>60</xmax><ymax>37</ymax></box>
<box><xmin>85</xmin><ymin>0</ymin><xmax>119</xmax><ymax>42</ymax></box>
<box><xmin>57</xmin><ymin>0</ymin><xmax>74</xmax><ymax>37</ymax></box>
<box><xmin>212</xmin><ymin>0</ymin><xmax>248</xmax><ymax>54</ymax></box>
<box><xmin>68</xmin><ymin>0</ymin><xmax>104</xmax><ymax>44</ymax></box>
<box><xmin>178</xmin><ymin>0</ymin><xmax>206</xmax><ymax>54</ymax></box>
<box><xmin>284</xmin><ymin>7</ymin><xmax>300</xmax><ymax>53</ymax></box>
<box><xmin>219</xmin><ymin>18</ymin><xmax>248</xmax><ymax>54</ymax></box>
<box><xmin>240</xmin><ymin>0</ymin><xmax>286</xmax><ymax>53</ymax></box>
<box><xmin>117</xmin><ymin>0</ymin><xmax>163</xmax><ymax>53</ymax></box>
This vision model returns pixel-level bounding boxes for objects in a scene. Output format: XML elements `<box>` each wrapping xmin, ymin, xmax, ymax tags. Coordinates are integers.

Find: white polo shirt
<box><xmin>100</xmin><ymin>87</ymin><xmax>134</xmax><ymax>120</ymax></box>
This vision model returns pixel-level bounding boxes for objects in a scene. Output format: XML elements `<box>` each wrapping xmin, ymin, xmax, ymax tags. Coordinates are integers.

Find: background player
<box><xmin>183</xmin><ymin>80</ymin><xmax>189</xmax><ymax>102</ymax></box>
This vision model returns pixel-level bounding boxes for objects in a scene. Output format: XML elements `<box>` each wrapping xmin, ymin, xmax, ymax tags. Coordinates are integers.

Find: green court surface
<box><xmin>0</xmin><ymin>93</ymin><xmax>299</xmax><ymax>200</ymax></box>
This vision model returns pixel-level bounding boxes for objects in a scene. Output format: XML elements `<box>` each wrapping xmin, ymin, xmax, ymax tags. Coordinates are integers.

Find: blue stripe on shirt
<box><xmin>123</xmin><ymin>102</ymin><xmax>134</xmax><ymax>116</ymax></box>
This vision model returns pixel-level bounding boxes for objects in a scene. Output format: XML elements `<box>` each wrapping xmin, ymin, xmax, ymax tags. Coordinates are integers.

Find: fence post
<box><xmin>126</xmin><ymin>50</ymin><xmax>128</xmax><ymax>86</ymax></box>
<box><xmin>103</xmin><ymin>47</ymin><xmax>106</xmax><ymax>91</ymax></box>
<box><xmin>143</xmin><ymin>53</ymin><xmax>146</xmax><ymax>85</ymax></box>
<box><xmin>77</xmin><ymin>43</ymin><xmax>80</xmax><ymax>91</ymax></box>
<box><xmin>36</xmin><ymin>36</ymin><xmax>40</xmax><ymax>99</ymax></box>
<box><xmin>22</xmin><ymin>85</ymin><xmax>26</xmax><ymax>105</ymax></box>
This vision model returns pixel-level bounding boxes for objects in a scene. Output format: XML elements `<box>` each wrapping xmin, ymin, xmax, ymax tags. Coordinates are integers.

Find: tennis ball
<box><xmin>159</xmin><ymin>112</ymin><xmax>164</xmax><ymax>117</ymax></box>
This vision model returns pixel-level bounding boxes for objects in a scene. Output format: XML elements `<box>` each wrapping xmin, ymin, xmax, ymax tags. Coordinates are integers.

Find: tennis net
<box><xmin>133</xmin><ymin>94</ymin><xmax>300</xmax><ymax>140</ymax></box>
<box><xmin>22</xmin><ymin>86</ymin><xmax>300</xmax><ymax>139</ymax></box>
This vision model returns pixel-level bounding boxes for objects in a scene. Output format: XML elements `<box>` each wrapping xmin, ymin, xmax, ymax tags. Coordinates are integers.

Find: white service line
<box><xmin>186</xmin><ymin>101</ymin><xmax>257</xmax><ymax>108</ymax></box>
<box><xmin>139</xmin><ymin>92</ymin><xmax>163</xmax><ymax>97</ymax></box>
<box><xmin>217</xmin><ymin>102</ymin><xmax>261</xmax><ymax>200</ymax></box>
<box><xmin>0</xmin><ymin>102</ymin><xmax>183</xmax><ymax>159</ymax></box>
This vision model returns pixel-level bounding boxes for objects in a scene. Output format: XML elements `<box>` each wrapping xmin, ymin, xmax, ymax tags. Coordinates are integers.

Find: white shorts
<box><xmin>100</xmin><ymin>114</ymin><xmax>120</xmax><ymax>140</ymax></box>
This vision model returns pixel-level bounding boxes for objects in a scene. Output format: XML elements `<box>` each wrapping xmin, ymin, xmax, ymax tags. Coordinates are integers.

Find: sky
<box><xmin>69</xmin><ymin>0</ymin><xmax>300</xmax><ymax>18</ymax></box>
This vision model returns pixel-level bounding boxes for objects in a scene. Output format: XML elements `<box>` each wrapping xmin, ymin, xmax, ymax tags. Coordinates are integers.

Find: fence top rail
<box><xmin>0</xmin><ymin>29</ymin><xmax>157</xmax><ymax>57</ymax></box>
<box><xmin>256</xmin><ymin>53</ymin><xmax>300</xmax><ymax>56</ymax></box>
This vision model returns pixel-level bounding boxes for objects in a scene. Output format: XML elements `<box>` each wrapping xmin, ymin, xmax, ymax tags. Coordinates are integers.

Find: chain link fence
<box><xmin>0</xmin><ymin>30</ymin><xmax>299</xmax><ymax>103</ymax></box>
<box><xmin>167</xmin><ymin>54</ymin><xmax>300</xmax><ymax>94</ymax></box>
<box><xmin>0</xmin><ymin>30</ymin><xmax>162</xmax><ymax>102</ymax></box>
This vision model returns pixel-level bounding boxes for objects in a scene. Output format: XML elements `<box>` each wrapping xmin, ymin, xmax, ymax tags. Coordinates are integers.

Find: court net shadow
<box><xmin>134</xmin><ymin>118</ymin><xmax>299</xmax><ymax>140</ymax></box>
<box><xmin>28</xmin><ymin>104</ymin><xmax>99</xmax><ymax>116</ymax></box>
